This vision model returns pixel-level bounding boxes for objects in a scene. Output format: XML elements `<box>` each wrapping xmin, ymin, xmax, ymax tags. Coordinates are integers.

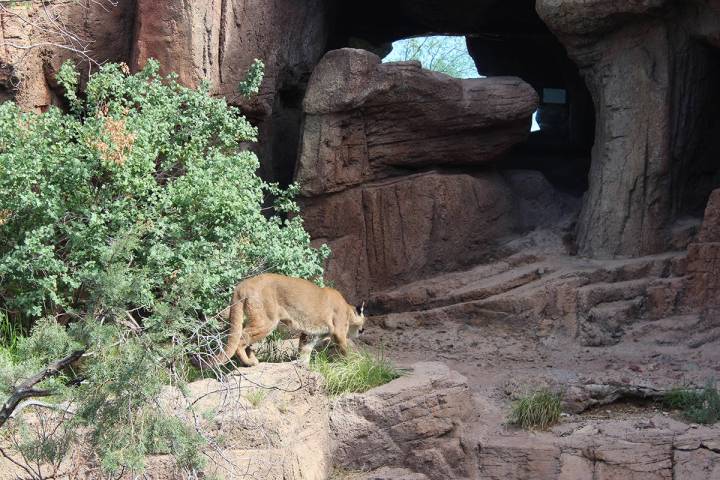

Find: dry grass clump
<box><xmin>508</xmin><ymin>389</ymin><xmax>562</xmax><ymax>430</ymax></box>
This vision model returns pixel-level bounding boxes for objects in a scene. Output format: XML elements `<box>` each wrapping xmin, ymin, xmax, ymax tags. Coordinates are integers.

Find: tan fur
<box><xmin>198</xmin><ymin>273</ymin><xmax>365</xmax><ymax>367</ymax></box>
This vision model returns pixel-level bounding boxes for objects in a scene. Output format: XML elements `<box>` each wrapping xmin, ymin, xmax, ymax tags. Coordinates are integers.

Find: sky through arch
<box><xmin>383</xmin><ymin>36</ymin><xmax>540</xmax><ymax>132</ymax></box>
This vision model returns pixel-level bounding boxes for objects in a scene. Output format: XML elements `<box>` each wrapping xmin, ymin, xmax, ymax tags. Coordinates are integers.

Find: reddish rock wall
<box><xmin>537</xmin><ymin>0</ymin><xmax>720</xmax><ymax>257</ymax></box>
<box><xmin>2</xmin><ymin>0</ymin><xmax>720</xmax><ymax>316</ymax></box>
<box><xmin>685</xmin><ymin>189</ymin><xmax>720</xmax><ymax>320</ymax></box>
<box><xmin>297</xmin><ymin>48</ymin><xmax>540</xmax><ymax>301</ymax></box>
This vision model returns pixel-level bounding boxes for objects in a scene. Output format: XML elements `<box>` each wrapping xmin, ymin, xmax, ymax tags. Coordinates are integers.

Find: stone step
<box><xmin>370</xmin><ymin>256</ymin><xmax>545</xmax><ymax>313</ymax></box>
<box><xmin>579</xmin><ymin>297</ymin><xmax>645</xmax><ymax>346</ymax></box>
<box><xmin>576</xmin><ymin>278</ymin><xmax>652</xmax><ymax>312</ymax></box>
<box><xmin>586</xmin><ymin>252</ymin><xmax>683</xmax><ymax>284</ymax></box>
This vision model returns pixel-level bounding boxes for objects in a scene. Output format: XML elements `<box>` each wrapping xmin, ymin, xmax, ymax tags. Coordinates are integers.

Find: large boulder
<box><xmin>297</xmin><ymin>48</ymin><xmax>539</xmax><ymax>301</ymax></box>
<box><xmin>296</xmin><ymin>48</ymin><xmax>538</xmax><ymax>196</ymax></box>
<box><xmin>330</xmin><ymin>362</ymin><xmax>479</xmax><ymax>480</ymax></box>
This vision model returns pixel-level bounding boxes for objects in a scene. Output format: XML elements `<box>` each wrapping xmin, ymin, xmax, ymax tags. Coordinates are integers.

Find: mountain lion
<box><xmin>195</xmin><ymin>273</ymin><xmax>365</xmax><ymax>367</ymax></box>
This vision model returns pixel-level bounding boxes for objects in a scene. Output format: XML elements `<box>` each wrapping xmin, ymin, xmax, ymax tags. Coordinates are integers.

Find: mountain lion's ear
<box><xmin>355</xmin><ymin>302</ymin><xmax>365</xmax><ymax>316</ymax></box>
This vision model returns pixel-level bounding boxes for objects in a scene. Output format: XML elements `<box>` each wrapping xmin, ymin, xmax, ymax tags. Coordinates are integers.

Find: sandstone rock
<box><xmin>296</xmin><ymin>48</ymin><xmax>538</xmax><ymax>196</ymax></box>
<box><xmin>0</xmin><ymin>363</ymin><xmax>331</xmax><ymax>480</ymax></box>
<box><xmin>673</xmin><ymin>447</ymin><xmax>720</xmax><ymax>480</ymax></box>
<box><xmin>478</xmin><ymin>440</ymin><xmax>561</xmax><ymax>479</ymax></box>
<box><xmin>537</xmin><ymin>0</ymin><xmax>720</xmax><ymax>258</ymax></box>
<box><xmin>697</xmin><ymin>190</ymin><xmax>720</xmax><ymax>243</ymax></box>
<box><xmin>356</xmin><ymin>467</ymin><xmax>430</xmax><ymax>480</ymax></box>
<box><xmin>684</xmin><ymin>188</ymin><xmax>720</xmax><ymax>319</ymax></box>
<box><xmin>330</xmin><ymin>362</ymin><xmax>478</xmax><ymax>480</ymax></box>
<box><xmin>562</xmin><ymin>383</ymin><xmax>665</xmax><ymax>414</ymax></box>
<box><xmin>302</xmin><ymin>171</ymin><xmax>516</xmax><ymax>303</ymax></box>
<box><xmin>502</xmin><ymin>170</ymin><xmax>580</xmax><ymax>231</ymax></box>
<box><xmin>131</xmin><ymin>0</ymin><xmax>330</xmax><ymax>184</ymax></box>
<box><xmin>0</xmin><ymin>1</ymin><xmax>134</xmax><ymax>111</ymax></box>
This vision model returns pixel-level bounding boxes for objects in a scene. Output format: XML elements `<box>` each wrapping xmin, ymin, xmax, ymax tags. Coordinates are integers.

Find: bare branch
<box><xmin>0</xmin><ymin>349</ymin><xmax>84</xmax><ymax>428</ymax></box>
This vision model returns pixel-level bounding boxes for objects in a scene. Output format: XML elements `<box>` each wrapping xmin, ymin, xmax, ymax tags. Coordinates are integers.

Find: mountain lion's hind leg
<box><xmin>232</xmin><ymin>301</ymin><xmax>271</xmax><ymax>367</ymax></box>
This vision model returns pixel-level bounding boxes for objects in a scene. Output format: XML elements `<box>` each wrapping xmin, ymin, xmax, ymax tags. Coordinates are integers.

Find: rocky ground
<box><xmin>351</xmin><ymin>245</ymin><xmax>720</xmax><ymax>479</ymax></box>
<box><xmin>330</xmin><ymin>313</ymin><xmax>720</xmax><ymax>479</ymax></box>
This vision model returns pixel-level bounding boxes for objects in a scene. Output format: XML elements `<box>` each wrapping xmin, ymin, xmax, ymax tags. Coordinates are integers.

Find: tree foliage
<box><xmin>383</xmin><ymin>36</ymin><xmax>480</xmax><ymax>78</ymax></box>
<box><xmin>0</xmin><ymin>59</ymin><xmax>328</xmax><ymax>476</ymax></box>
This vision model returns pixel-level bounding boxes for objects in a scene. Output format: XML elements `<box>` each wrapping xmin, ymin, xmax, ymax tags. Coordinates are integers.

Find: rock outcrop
<box><xmin>302</xmin><ymin>171</ymin><xmax>518</xmax><ymax>302</ymax></box>
<box><xmin>296</xmin><ymin>48</ymin><xmax>537</xmax><ymax>195</ymax></box>
<box><xmin>0</xmin><ymin>0</ymin><xmax>331</xmax><ymax>184</ymax></box>
<box><xmin>0</xmin><ymin>1</ymin><xmax>135</xmax><ymax>110</ymax></box>
<box><xmin>684</xmin><ymin>188</ymin><xmax>720</xmax><ymax>320</ymax></box>
<box><xmin>0</xmin><ymin>363</ymin><xmax>333</xmax><ymax>479</ymax></box>
<box><xmin>297</xmin><ymin>48</ymin><xmax>540</xmax><ymax>301</ymax></box>
<box><xmin>537</xmin><ymin>0</ymin><xmax>720</xmax><ymax>257</ymax></box>
<box><xmin>330</xmin><ymin>362</ymin><xmax>479</xmax><ymax>480</ymax></box>
<box><xmin>478</xmin><ymin>419</ymin><xmax>720</xmax><ymax>480</ymax></box>
<box><xmin>131</xmin><ymin>0</ymin><xmax>331</xmax><ymax>184</ymax></box>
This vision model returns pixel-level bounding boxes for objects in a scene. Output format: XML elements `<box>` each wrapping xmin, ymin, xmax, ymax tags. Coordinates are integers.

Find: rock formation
<box><xmin>297</xmin><ymin>48</ymin><xmax>541</xmax><ymax>301</ymax></box>
<box><xmin>331</xmin><ymin>362</ymin><xmax>478</xmax><ymax>480</ymax></box>
<box><xmin>296</xmin><ymin>49</ymin><xmax>537</xmax><ymax>195</ymax></box>
<box><xmin>3</xmin><ymin>1</ymin><xmax>719</xmax><ymax>265</ymax></box>
<box><xmin>684</xmin><ymin>188</ymin><xmax>720</xmax><ymax>320</ymax></box>
<box><xmin>537</xmin><ymin>0</ymin><xmax>720</xmax><ymax>257</ymax></box>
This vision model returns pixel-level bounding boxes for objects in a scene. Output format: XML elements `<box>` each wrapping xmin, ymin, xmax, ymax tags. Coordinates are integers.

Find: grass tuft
<box><xmin>0</xmin><ymin>312</ymin><xmax>27</xmax><ymax>360</ymax></box>
<box><xmin>244</xmin><ymin>389</ymin><xmax>268</xmax><ymax>408</ymax></box>
<box><xmin>310</xmin><ymin>348</ymin><xmax>401</xmax><ymax>396</ymax></box>
<box><xmin>663</xmin><ymin>382</ymin><xmax>720</xmax><ymax>425</ymax></box>
<box><xmin>509</xmin><ymin>389</ymin><xmax>562</xmax><ymax>430</ymax></box>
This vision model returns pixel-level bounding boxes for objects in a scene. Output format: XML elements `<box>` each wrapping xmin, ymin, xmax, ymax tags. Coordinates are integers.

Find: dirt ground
<box><xmin>359</xmin><ymin>314</ymin><xmax>720</xmax><ymax>429</ymax></box>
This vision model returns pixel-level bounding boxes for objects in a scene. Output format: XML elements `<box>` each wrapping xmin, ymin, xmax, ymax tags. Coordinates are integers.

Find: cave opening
<box><xmin>671</xmin><ymin>40</ymin><xmax>720</xmax><ymax>223</ymax></box>
<box><xmin>326</xmin><ymin>0</ymin><xmax>596</xmax><ymax>197</ymax></box>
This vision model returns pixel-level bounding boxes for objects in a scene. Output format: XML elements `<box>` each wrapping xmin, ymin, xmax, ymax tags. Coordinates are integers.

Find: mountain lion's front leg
<box><xmin>332</xmin><ymin>332</ymin><xmax>349</xmax><ymax>356</ymax></box>
<box><xmin>298</xmin><ymin>333</ymin><xmax>319</xmax><ymax>365</ymax></box>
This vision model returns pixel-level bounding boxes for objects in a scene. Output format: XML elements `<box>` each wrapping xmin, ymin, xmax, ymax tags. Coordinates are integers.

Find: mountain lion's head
<box><xmin>348</xmin><ymin>302</ymin><xmax>366</xmax><ymax>338</ymax></box>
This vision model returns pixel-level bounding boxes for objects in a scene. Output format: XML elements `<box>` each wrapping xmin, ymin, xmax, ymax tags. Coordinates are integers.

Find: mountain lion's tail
<box><xmin>192</xmin><ymin>297</ymin><xmax>246</xmax><ymax>367</ymax></box>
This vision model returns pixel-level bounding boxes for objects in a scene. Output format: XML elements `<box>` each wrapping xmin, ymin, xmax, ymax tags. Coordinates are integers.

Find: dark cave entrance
<box><xmin>325</xmin><ymin>0</ymin><xmax>596</xmax><ymax>198</ymax></box>
<box><xmin>467</xmin><ymin>31</ymin><xmax>596</xmax><ymax>196</ymax></box>
<box><xmin>671</xmin><ymin>40</ymin><xmax>720</xmax><ymax>222</ymax></box>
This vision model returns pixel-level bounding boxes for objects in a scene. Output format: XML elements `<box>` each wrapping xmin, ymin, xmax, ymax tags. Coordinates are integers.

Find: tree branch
<box><xmin>0</xmin><ymin>349</ymin><xmax>84</xmax><ymax>428</ymax></box>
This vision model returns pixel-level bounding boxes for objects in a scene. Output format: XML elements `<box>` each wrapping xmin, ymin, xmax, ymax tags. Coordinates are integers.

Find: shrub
<box><xmin>311</xmin><ymin>348</ymin><xmax>401</xmax><ymax>396</ymax></box>
<box><xmin>0</xmin><ymin>59</ymin><xmax>327</xmax><ymax>323</ymax></box>
<box><xmin>508</xmin><ymin>389</ymin><xmax>562</xmax><ymax>430</ymax></box>
<box><xmin>0</xmin><ymin>59</ymin><xmax>328</xmax><ymax>476</ymax></box>
<box><xmin>663</xmin><ymin>382</ymin><xmax>720</xmax><ymax>425</ymax></box>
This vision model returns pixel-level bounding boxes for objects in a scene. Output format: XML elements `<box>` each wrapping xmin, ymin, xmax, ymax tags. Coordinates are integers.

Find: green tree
<box><xmin>383</xmin><ymin>36</ymin><xmax>480</xmax><ymax>78</ymax></box>
<box><xmin>0</xmin><ymin>59</ymin><xmax>328</xmax><ymax>476</ymax></box>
